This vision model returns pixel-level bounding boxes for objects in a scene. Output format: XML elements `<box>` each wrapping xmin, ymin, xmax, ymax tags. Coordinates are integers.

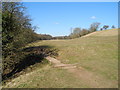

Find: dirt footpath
<box><xmin>45</xmin><ymin>56</ymin><xmax>118</xmax><ymax>88</ymax></box>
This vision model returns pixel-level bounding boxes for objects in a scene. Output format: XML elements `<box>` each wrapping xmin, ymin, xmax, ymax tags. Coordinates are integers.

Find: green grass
<box><xmin>3</xmin><ymin>29</ymin><xmax>118</xmax><ymax>88</ymax></box>
<box><xmin>4</xmin><ymin>65</ymin><xmax>89</xmax><ymax>88</ymax></box>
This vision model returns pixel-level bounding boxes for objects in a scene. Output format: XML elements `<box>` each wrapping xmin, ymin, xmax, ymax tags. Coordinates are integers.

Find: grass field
<box><xmin>3</xmin><ymin>29</ymin><xmax>118</xmax><ymax>88</ymax></box>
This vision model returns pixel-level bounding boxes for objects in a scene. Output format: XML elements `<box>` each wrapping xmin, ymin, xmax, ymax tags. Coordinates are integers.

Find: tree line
<box><xmin>53</xmin><ymin>23</ymin><xmax>116</xmax><ymax>40</ymax></box>
<box><xmin>2</xmin><ymin>2</ymin><xmax>45</xmax><ymax>79</ymax></box>
<box><xmin>2</xmin><ymin>2</ymin><xmax>59</xmax><ymax>80</ymax></box>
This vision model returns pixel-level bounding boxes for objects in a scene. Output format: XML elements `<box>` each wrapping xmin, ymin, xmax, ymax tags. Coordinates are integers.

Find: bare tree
<box><xmin>89</xmin><ymin>22</ymin><xmax>100</xmax><ymax>32</ymax></box>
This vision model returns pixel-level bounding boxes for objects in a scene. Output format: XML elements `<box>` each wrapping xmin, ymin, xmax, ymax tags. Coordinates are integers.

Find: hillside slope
<box><xmin>3</xmin><ymin>29</ymin><xmax>118</xmax><ymax>88</ymax></box>
<box><xmin>80</xmin><ymin>29</ymin><xmax>117</xmax><ymax>38</ymax></box>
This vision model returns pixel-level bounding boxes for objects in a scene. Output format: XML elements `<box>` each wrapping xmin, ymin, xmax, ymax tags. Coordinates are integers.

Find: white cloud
<box><xmin>55</xmin><ymin>22</ymin><xmax>59</xmax><ymax>24</ymax></box>
<box><xmin>91</xmin><ymin>16</ymin><xmax>96</xmax><ymax>19</ymax></box>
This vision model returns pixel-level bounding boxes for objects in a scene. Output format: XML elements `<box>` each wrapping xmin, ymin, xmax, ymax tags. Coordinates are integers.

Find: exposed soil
<box><xmin>45</xmin><ymin>56</ymin><xmax>118</xmax><ymax>88</ymax></box>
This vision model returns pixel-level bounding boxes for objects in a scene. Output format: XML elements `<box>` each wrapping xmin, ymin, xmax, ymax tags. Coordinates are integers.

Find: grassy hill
<box><xmin>3</xmin><ymin>29</ymin><xmax>118</xmax><ymax>88</ymax></box>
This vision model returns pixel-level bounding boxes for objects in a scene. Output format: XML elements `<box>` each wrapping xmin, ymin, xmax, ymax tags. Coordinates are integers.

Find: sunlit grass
<box><xmin>29</xmin><ymin>29</ymin><xmax>118</xmax><ymax>81</ymax></box>
<box><xmin>3</xmin><ymin>29</ymin><xmax>118</xmax><ymax>88</ymax></box>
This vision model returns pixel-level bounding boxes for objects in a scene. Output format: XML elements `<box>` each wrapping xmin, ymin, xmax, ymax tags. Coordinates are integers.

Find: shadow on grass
<box><xmin>22</xmin><ymin>45</ymin><xmax>54</xmax><ymax>52</ymax></box>
<box><xmin>3</xmin><ymin>45</ymin><xmax>58</xmax><ymax>81</ymax></box>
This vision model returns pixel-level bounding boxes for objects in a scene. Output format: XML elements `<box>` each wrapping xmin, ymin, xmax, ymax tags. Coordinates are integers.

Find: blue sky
<box><xmin>23</xmin><ymin>2</ymin><xmax>118</xmax><ymax>36</ymax></box>
<box><xmin>22</xmin><ymin>0</ymin><xmax>119</xmax><ymax>2</ymax></box>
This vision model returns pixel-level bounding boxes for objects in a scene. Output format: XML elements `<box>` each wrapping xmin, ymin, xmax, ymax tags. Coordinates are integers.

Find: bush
<box><xmin>2</xmin><ymin>45</ymin><xmax>58</xmax><ymax>80</ymax></box>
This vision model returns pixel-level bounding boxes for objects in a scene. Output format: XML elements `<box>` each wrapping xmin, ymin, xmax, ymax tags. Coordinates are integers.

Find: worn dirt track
<box><xmin>45</xmin><ymin>56</ymin><xmax>118</xmax><ymax>88</ymax></box>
